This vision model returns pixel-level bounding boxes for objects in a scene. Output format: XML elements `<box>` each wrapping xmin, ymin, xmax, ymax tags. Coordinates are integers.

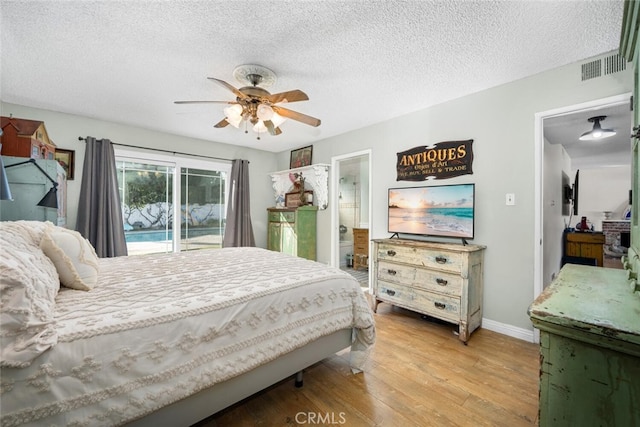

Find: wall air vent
<box><xmin>581</xmin><ymin>54</ymin><xmax>627</xmax><ymax>82</ymax></box>
<box><xmin>581</xmin><ymin>59</ymin><xmax>601</xmax><ymax>81</ymax></box>
<box><xmin>603</xmin><ymin>53</ymin><xmax>626</xmax><ymax>75</ymax></box>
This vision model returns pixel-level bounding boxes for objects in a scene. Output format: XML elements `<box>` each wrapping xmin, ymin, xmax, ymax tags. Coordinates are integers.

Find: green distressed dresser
<box><xmin>267</xmin><ymin>206</ymin><xmax>317</xmax><ymax>260</ymax></box>
<box><xmin>528</xmin><ymin>264</ymin><xmax>640</xmax><ymax>426</ymax></box>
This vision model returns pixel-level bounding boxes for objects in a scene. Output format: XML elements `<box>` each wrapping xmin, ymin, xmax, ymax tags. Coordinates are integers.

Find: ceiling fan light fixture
<box><xmin>253</xmin><ymin>120</ymin><xmax>267</xmax><ymax>133</ymax></box>
<box><xmin>271</xmin><ymin>112</ymin><xmax>286</xmax><ymax>128</ymax></box>
<box><xmin>224</xmin><ymin>104</ymin><xmax>243</xmax><ymax>128</ymax></box>
<box><xmin>226</xmin><ymin>115</ymin><xmax>242</xmax><ymax>128</ymax></box>
<box><xmin>257</xmin><ymin>104</ymin><xmax>274</xmax><ymax>121</ymax></box>
<box><xmin>176</xmin><ymin>66</ymin><xmax>321</xmax><ymax>139</ymax></box>
<box><xmin>579</xmin><ymin>115</ymin><xmax>616</xmax><ymax>141</ymax></box>
<box><xmin>224</xmin><ymin>104</ymin><xmax>243</xmax><ymax>118</ymax></box>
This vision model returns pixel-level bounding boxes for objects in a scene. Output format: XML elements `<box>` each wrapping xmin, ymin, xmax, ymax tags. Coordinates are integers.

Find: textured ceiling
<box><xmin>0</xmin><ymin>0</ymin><xmax>626</xmax><ymax>153</ymax></box>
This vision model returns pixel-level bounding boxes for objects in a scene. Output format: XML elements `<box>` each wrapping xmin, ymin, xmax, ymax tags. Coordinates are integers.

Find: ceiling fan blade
<box><xmin>264</xmin><ymin>120</ymin><xmax>282</xmax><ymax>136</ymax></box>
<box><xmin>174</xmin><ymin>100</ymin><xmax>234</xmax><ymax>104</ymax></box>
<box><xmin>267</xmin><ymin>90</ymin><xmax>309</xmax><ymax>104</ymax></box>
<box><xmin>272</xmin><ymin>106</ymin><xmax>321</xmax><ymax>127</ymax></box>
<box><xmin>207</xmin><ymin>77</ymin><xmax>249</xmax><ymax>100</ymax></box>
<box><xmin>214</xmin><ymin>118</ymin><xmax>229</xmax><ymax>128</ymax></box>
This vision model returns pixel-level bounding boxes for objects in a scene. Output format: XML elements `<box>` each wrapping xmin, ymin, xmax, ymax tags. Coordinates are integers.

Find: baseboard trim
<box><xmin>482</xmin><ymin>318</ymin><xmax>534</xmax><ymax>343</ymax></box>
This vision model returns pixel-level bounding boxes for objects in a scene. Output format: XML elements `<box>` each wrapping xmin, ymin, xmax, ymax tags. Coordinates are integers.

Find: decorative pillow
<box><xmin>0</xmin><ymin>221</ymin><xmax>60</xmax><ymax>368</ymax></box>
<box><xmin>40</xmin><ymin>226</ymin><xmax>100</xmax><ymax>291</ymax></box>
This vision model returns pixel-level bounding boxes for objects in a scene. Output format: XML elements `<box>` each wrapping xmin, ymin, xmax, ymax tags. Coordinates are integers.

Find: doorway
<box><xmin>534</xmin><ymin>93</ymin><xmax>631</xmax><ymax>341</ymax></box>
<box><xmin>331</xmin><ymin>150</ymin><xmax>372</xmax><ymax>290</ymax></box>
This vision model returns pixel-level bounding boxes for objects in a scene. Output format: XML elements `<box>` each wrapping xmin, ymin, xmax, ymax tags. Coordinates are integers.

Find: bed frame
<box><xmin>127</xmin><ymin>328</ymin><xmax>353</xmax><ymax>426</ymax></box>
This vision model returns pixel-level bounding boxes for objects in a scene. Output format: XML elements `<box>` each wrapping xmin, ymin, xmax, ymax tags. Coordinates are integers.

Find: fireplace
<box><xmin>601</xmin><ymin>220</ymin><xmax>631</xmax><ymax>269</ymax></box>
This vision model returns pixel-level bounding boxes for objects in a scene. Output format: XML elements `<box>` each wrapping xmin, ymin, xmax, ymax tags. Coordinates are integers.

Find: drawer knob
<box><xmin>434</xmin><ymin>302</ymin><xmax>446</xmax><ymax>310</ymax></box>
<box><xmin>386</xmin><ymin>289</ymin><xmax>396</xmax><ymax>296</ymax></box>
<box><xmin>387</xmin><ymin>250</ymin><xmax>396</xmax><ymax>256</ymax></box>
<box><xmin>387</xmin><ymin>269</ymin><xmax>397</xmax><ymax>276</ymax></box>
<box><xmin>435</xmin><ymin>256</ymin><xmax>447</xmax><ymax>264</ymax></box>
<box><xmin>436</xmin><ymin>278</ymin><xmax>448</xmax><ymax>286</ymax></box>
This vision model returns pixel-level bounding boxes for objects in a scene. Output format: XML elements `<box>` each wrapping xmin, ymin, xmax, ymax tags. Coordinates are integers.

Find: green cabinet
<box><xmin>529</xmin><ymin>264</ymin><xmax>640</xmax><ymax>426</ymax></box>
<box><xmin>267</xmin><ymin>206</ymin><xmax>317</xmax><ymax>260</ymax></box>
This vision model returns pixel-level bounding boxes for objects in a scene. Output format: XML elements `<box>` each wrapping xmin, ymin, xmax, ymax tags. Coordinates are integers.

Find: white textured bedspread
<box><xmin>0</xmin><ymin>248</ymin><xmax>375</xmax><ymax>426</ymax></box>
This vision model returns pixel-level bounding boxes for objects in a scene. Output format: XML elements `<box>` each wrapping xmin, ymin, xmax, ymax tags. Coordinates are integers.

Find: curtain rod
<box><xmin>77</xmin><ymin>137</ymin><xmax>239</xmax><ymax>163</ymax></box>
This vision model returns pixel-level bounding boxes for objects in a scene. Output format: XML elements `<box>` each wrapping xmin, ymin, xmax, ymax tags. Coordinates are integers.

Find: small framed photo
<box><xmin>285</xmin><ymin>190</ymin><xmax>313</xmax><ymax>208</ymax></box>
<box><xmin>289</xmin><ymin>145</ymin><xmax>313</xmax><ymax>169</ymax></box>
<box><xmin>54</xmin><ymin>148</ymin><xmax>75</xmax><ymax>180</ymax></box>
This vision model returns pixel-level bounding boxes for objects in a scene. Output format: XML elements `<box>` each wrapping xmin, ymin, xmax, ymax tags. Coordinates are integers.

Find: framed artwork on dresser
<box><xmin>285</xmin><ymin>190</ymin><xmax>313</xmax><ymax>207</ymax></box>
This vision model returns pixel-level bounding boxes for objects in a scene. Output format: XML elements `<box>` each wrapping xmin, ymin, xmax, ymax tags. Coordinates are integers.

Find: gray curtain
<box><xmin>76</xmin><ymin>137</ymin><xmax>128</xmax><ymax>257</ymax></box>
<box><xmin>222</xmin><ymin>159</ymin><xmax>255</xmax><ymax>247</ymax></box>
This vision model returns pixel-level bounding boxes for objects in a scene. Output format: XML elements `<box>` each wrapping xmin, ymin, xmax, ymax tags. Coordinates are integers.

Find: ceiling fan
<box><xmin>174</xmin><ymin>65</ymin><xmax>321</xmax><ymax>140</ymax></box>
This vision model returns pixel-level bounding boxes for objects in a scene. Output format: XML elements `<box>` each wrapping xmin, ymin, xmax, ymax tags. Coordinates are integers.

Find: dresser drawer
<box><xmin>353</xmin><ymin>229</ymin><xmax>368</xmax><ymax>244</ymax></box>
<box><xmin>376</xmin><ymin>281</ymin><xmax>460</xmax><ymax>323</ymax></box>
<box><xmin>354</xmin><ymin>243</ymin><xmax>368</xmax><ymax>254</ymax></box>
<box><xmin>354</xmin><ymin>238</ymin><xmax>368</xmax><ymax>248</ymax></box>
<box><xmin>412</xmin><ymin>288</ymin><xmax>460</xmax><ymax>322</ymax></box>
<box><xmin>413</xmin><ymin>268</ymin><xmax>462</xmax><ymax>296</ymax></box>
<box><xmin>268</xmin><ymin>210</ymin><xmax>295</xmax><ymax>223</ymax></box>
<box><xmin>377</xmin><ymin>260</ymin><xmax>416</xmax><ymax>284</ymax></box>
<box><xmin>378</xmin><ymin>261</ymin><xmax>463</xmax><ymax>297</ymax></box>
<box><xmin>376</xmin><ymin>281</ymin><xmax>413</xmax><ymax>306</ymax></box>
<box><xmin>377</xmin><ymin>243</ymin><xmax>463</xmax><ymax>274</ymax></box>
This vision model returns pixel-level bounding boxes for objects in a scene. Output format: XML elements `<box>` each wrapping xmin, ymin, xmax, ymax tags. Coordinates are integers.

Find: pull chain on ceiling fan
<box><xmin>174</xmin><ymin>65</ymin><xmax>321</xmax><ymax>140</ymax></box>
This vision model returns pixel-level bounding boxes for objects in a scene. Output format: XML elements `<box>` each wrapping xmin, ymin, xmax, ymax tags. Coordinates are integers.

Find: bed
<box><xmin>0</xmin><ymin>221</ymin><xmax>375</xmax><ymax>426</ymax></box>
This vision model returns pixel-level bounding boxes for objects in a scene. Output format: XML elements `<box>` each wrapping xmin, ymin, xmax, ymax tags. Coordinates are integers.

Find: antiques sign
<box><xmin>396</xmin><ymin>139</ymin><xmax>474</xmax><ymax>181</ymax></box>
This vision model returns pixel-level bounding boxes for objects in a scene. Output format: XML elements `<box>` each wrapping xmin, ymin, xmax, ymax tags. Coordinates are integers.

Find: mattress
<box><xmin>0</xmin><ymin>247</ymin><xmax>375</xmax><ymax>426</ymax></box>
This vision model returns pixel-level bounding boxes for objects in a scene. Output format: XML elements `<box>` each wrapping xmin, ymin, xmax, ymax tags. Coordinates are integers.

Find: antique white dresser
<box><xmin>372</xmin><ymin>238</ymin><xmax>485</xmax><ymax>343</ymax></box>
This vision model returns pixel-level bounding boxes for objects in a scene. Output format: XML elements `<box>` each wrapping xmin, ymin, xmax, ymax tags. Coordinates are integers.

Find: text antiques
<box><xmin>397</xmin><ymin>139</ymin><xmax>473</xmax><ymax>181</ymax></box>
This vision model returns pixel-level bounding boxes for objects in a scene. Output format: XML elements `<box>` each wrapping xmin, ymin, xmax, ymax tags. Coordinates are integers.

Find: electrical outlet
<box><xmin>506</xmin><ymin>193</ymin><xmax>515</xmax><ymax>206</ymax></box>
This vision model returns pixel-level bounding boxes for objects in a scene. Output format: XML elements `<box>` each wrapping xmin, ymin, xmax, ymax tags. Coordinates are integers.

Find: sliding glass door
<box><xmin>117</xmin><ymin>160</ymin><xmax>174</xmax><ymax>255</ymax></box>
<box><xmin>180</xmin><ymin>167</ymin><xmax>226</xmax><ymax>251</ymax></box>
<box><xmin>115</xmin><ymin>150</ymin><xmax>230</xmax><ymax>255</ymax></box>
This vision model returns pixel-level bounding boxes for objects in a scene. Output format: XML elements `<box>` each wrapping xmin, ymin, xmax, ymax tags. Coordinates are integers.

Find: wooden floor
<box><xmin>196</xmin><ymin>302</ymin><xmax>540</xmax><ymax>426</ymax></box>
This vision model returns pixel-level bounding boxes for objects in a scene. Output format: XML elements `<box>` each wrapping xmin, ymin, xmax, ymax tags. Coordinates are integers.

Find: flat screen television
<box><xmin>388</xmin><ymin>183</ymin><xmax>475</xmax><ymax>240</ymax></box>
<box><xmin>572</xmin><ymin>169</ymin><xmax>580</xmax><ymax>216</ymax></box>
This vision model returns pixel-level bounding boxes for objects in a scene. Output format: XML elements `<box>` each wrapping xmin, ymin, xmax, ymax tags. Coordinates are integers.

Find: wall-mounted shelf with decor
<box><xmin>269</xmin><ymin>164</ymin><xmax>330</xmax><ymax>210</ymax></box>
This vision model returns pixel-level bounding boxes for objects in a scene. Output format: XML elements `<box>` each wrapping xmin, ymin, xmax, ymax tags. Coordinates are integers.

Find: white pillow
<box><xmin>0</xmin><ymin>221</ymin><xmax>60</xmax><ymax>368</ymax></box>
<box><xmin>40</xmin><ymin>227</ymin><xmax>100</xmax><ymax>291</ymax></box>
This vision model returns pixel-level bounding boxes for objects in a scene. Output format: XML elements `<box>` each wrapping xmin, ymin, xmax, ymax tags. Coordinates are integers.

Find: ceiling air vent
<box><xmin>581</xmin><ymin>59</ymin><xmax>601</xmax><ymax>81</ymax></box>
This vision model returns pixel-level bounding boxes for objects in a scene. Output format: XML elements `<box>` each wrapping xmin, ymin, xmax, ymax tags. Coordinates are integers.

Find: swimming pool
<box><xmin>125</xmin><ymin>228</ymin><xmax>222</xmax><ymax>242</ymax></box>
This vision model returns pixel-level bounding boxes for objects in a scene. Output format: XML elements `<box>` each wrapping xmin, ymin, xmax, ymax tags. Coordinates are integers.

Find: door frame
<box><xmin>533</xmin><ymin>92</ymin><xmax>630</xmax><ymax>342</ymax></box>
<box><xmin>330</xmin><ymin>149</ymin><xmax>372</xmax><ymax>279</ymax></box>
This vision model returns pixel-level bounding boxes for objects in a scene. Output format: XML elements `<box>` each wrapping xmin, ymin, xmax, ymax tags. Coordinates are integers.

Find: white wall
<box><xmin>0</xmin><ymin>103</ymin><xmax>279</xmax><ymax>248</ymax></box>
<box><xmin>573</xmin><ymin>166</ymin><xmax>632</xmax><ymax>230</ymax></box>
<box><xmin>543</xmin><ymin>140</ymin><xmax>571</xmax><ymax>287</ymax></box>
<box><xmin>276</xmin><ymin>52</ymin><xmax>632</xmax><ymax>332</ymax></box>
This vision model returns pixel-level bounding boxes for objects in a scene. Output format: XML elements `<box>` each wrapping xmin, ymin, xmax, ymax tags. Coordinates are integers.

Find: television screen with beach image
<box><xmin>388</xmin><ymin>184</ymin><xmax>475</xmax><ymax>239</ymax></box>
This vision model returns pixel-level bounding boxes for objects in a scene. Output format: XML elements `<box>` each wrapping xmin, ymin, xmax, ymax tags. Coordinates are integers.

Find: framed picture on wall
<box><xmin>290</xmin><ymin>145</ymin><xmax>313</xmax><ymax>169</ymax></box>
<box><xmin>54</xmin><ymin>148</ymin><xmax>75</xmax><ymax>180</ymax></box>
